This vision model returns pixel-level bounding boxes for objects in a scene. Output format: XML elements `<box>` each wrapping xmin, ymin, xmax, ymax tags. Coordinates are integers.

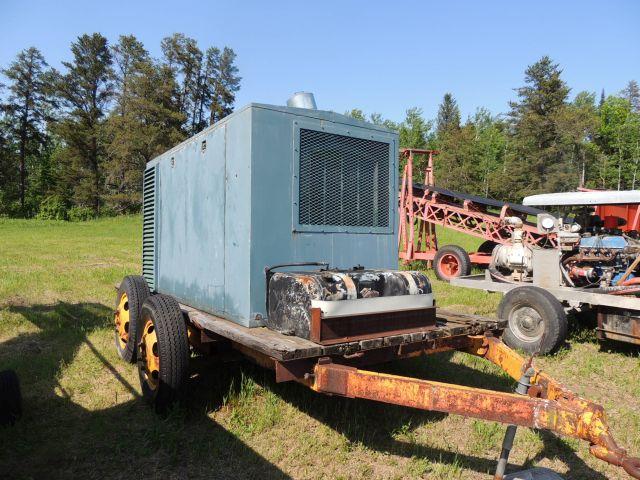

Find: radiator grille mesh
<box><xmin>142</xmin><ymin>166</ymin><xmax>156</xmax><ymax>290</ymax></box>
<box><xmin>298</xmin><ymin>129</ymin><xmax>390</xmax><ymax>228</ymax></box>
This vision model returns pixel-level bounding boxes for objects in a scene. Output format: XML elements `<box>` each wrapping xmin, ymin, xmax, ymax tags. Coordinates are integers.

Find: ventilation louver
<box><xmin>142</xmin><ymin>166</ymin><xmax>156</xmax><ymax>290</ymax></box>
<box><xmin>298</xmin><ymin>129</ymin><xmax>390</xmax><ymax>229</ymax></box>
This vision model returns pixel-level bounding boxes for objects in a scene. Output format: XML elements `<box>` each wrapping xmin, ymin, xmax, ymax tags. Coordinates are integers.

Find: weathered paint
<box><xmin>139</xmin><ymin>319</ymin><xmax>160</xmax><ymax>390</ymax></box>
<box><xmin>114</xmin><ymin>291</ymin><xmax>130</xmax><ymax>349</ymax></box>
<box><xmin>266</xmin><ymin>269</ymin><xmax>432</xmax><ymax>338</ymax></box>
<box><xmin>311</xmin><ymin>354</ymin><xmax>640</xmax><ymax>479</ymax></box>
<box><xmin>597</xmin><ymin>307</ymin><xmax>640</xmax><ymax>345</ymax></box>
<box><xmin>145</xmin><ymin>103</ymin><xmax>398</xmax><ymax>327</ymax></box>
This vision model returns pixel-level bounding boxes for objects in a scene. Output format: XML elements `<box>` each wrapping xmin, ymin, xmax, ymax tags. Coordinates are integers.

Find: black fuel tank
<box><xmin>266</xmin><ymin>269</ymin><xmax>432</xmax><ymax>339</ymax></box>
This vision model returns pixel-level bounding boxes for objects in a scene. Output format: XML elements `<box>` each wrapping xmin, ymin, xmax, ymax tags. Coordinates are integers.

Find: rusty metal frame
<box><xmin>596</xmin><ymin>307</ymin><xmax>640</xmax><ymax>346</ymax></box>
<box><xmin>179</xmin><ymin>294</ymin><xmax>640</xmax><ymax>477</ymax></box>
<box><xmin>398</xmin><ymin>148</ymin><xmax>554</xmax><ymax>264</ymax></box>
<box><xmin>304</xmin><ymin>335</ymin><xmax>640</xmax><ymax>478</ymax></box>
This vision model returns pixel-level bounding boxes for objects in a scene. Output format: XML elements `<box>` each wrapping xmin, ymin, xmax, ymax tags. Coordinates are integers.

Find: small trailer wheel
<box><xmin>114</xmin><ymin>275</ymin><xmax>151</xmax><ymax>363</ymax></box>
<box><xmin>137</xmin><ymin>294</ymin><xmax>189</xmax><ymax>413</ymax></box>
<box><xmin>433</xmin><ymin>245</ymin><xmax>472</xmax><ymax>281</ymax></box>
<box><xmin>0</xmin><ymin>369</ymin><xmax>22</xmax><ymax>426</ymax></box>
<box><xmin>499</xmin><ymin>286</ymin><xmax>568</xmax><ymax>355</ymax></box>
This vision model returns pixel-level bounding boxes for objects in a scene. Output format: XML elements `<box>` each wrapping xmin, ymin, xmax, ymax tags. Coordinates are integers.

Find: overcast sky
<box><xmin>2</xmin><ymin>0</ymin><xmax>639</xmax><ymax>122</ymax></box>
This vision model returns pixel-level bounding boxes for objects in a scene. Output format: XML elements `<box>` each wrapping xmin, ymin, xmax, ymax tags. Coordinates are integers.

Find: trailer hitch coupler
<box><xmin>623</xmin><ymin>456</ymin><xmax>640</xmax><ymax>479</ymax></box>
<box><xmin>590</xmin><ymin>444</ymin><xmax>640</xmax><ymax>479</ymax></box>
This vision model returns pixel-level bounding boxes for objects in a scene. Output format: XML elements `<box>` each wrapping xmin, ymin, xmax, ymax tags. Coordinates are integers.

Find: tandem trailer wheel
<box><xmin>499</xmin><ymin>286</ymin><xmax>568</xmax><ymax>355</ymax></box>
<box><xmin>433</xmin><ymin>245</ymin><xmax>472</xmax><ymax>282</ymax></box>
<box><xmin>137</xmin><ymin>294</ymin><xmax>190</xmax><ymax>414</ymax></box>
<box><xmin>114</xmin><ymin>275</ymin><xmax>151</xmax><ymax>363</ymax></box>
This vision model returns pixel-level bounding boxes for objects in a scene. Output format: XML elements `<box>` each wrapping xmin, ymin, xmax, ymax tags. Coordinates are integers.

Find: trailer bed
<box><xmin>183</xmin><ymin>304</ymin><xmax>506</xmax><ymax>361</ymax></box>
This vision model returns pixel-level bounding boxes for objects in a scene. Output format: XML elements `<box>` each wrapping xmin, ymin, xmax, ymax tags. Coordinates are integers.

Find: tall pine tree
<box><xmin>436</xmin><ymin>93</ymin><xmax>461</xmax><ymax>136</ymax></box>
<box><xmin>508</xmin><ymin>56</ymin><xmax>571</xmax><ymax>197</ymax></box>
<box><xmin>206</xmin><ymin>47</ymin><xmax>241</xmax><ymax>124</ymax></box>
<box><xmin>111</xmin><ymin>35</ymin><xmax>150</xmax><ymax>116</ymax></box>
<box><xmin>161</xmin><ymin>33</ymin><xmax>204</xmax><ymax>134</ymax></box>
<box><xmin>1</xmin><ymin>47</ymin><xmax>52</xmax><ymax>214</ymax></box>
<box><xmin>53</xmin><ymin>33</ymin><xmax>114</xmax><ymax>214</ymax></box>
<box><xmin>105</xmin><ymin>36</ymin><xmax>185</xmax><ymax>212</ymax></box>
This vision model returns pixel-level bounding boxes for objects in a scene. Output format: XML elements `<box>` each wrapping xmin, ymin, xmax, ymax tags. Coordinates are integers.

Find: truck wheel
<box><xmin>114</xmin><ymin>275</ymin><xmax>150</xmax><ymax>363</ymax></box>
<box><xmin>499</xmin><ymin>286</ymin><xmax>567</xmax><ymax>355</ymax></box>
<box><xmin>0</xmin><ymin>370</ymin><xmax>21</xmax><ymax>426</ymax></box>
<box><xmin>433</xmin><ymin>245</ymin><xmax>472</xmax><ymax>281</ymax></box>
<box><xmin>137</xmin><ymin>294</ymin><xmax>189</xmax><ymax>413</ymax></box>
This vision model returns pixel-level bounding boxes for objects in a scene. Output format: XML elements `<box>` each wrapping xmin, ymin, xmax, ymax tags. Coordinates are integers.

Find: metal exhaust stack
<box><xmin>287</xmin><ymin>92</ymin><xmax>317</xmax><ymax>109</ymax></box>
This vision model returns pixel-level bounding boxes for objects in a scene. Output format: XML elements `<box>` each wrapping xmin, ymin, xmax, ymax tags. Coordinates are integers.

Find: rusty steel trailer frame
<box><xmin>398</xmin><ymin>148</ymin><xmax>553</xmax><ymax>268</ymax></box>
<box><xmin>181</xmin><ymin>302</ymin><xmax>640</xmax><ymax>479</ymax></box>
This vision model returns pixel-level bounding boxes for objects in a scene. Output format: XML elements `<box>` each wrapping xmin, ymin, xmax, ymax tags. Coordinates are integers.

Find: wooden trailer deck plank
<box><xmin>184</xmin><ymin>306</ymin><xmax>322</xmax><ymax>360</ymax></box>
<box><xmin>182</xmin><ymin>304</ymin><xmax>507</xmax><ymax>361</ymax></box>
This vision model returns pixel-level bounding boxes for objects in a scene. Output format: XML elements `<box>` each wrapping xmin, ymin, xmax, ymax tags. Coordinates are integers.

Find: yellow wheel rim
<box><xmin>114</xmin><ymin>292</ymin><xmax>130</xmax><ymax>349</ymax></box>
<box><xmin>139</xmin><ymin>319</ymin><xmax>160</xmax><ymax>390</ymax></box>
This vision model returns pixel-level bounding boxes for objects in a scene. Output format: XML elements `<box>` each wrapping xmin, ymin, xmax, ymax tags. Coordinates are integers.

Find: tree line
<box><xmin>348</xmin><ymin>56</ymin><xmax>640</xmax><ymax>203</ymax></box>
<box><xmin>0</xmin><ymin>33</ymin><xmax>240</xmax><ymax>219</ymax></box>
<box><xmin>1</xmin><ymin>48</ymin><xmax>639</xmax><ymax>220</ymax></box>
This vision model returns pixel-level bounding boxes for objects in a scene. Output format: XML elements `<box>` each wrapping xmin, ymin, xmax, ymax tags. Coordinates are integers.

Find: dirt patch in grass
<box><xmin>1</xmin><ymin>295</ymin><xmax>29</xmax><ymax>308</ymax></box>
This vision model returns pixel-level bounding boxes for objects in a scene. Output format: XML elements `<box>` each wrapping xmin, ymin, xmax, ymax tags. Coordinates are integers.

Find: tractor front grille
<box><xmin>142</xmin><ymin>166</ymin><xmax>156</xmax><ymax>290</ymax></box>
<box><xmin>298</xmin><ymin>129</ymin><xmax>390</xmax><ymax>229</ymax></box>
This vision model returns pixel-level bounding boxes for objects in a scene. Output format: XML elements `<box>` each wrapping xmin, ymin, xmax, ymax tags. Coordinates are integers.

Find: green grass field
<box><xmin>0</xmin><ymin>216</ymin><xmax>639</xmax><ymax>479</ymax></box>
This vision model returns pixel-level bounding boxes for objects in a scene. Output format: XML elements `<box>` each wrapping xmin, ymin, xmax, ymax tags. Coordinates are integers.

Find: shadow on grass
<box><xmin>0</xmin><ymin>301</ymin><xmax>610</xmax><ymax>479</ymax></box>
<box><xmin>0</xmin><ymin>302</ymin><xmax>290</xmax><ymax>480</ymax></box>
<box><xmin>192</xmin><ymin>352</ymin><xmax>607</xmax><ymax>480</ymax></box>
<box><xmin>519</xmin><ymin>430</ymin><xmax>608</xmax><ymax>480</ymax></box>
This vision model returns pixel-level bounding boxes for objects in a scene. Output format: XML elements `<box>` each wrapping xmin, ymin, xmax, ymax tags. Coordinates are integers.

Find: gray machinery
<box><xmin>142</xmin><ymin>93</ymin><xmax>432</xmax><ymax>332</ymax></box>
<box><xmin>452</xmin><ymin>191</ymin><xmax>640</xmax><ymax>353</ymax></box>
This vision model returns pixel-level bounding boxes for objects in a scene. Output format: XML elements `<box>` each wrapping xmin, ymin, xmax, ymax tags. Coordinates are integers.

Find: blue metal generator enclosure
<box><xmin>143</xmin><ymin>102</ymin><xmax>399</xmax><ymax>327</ymax></box>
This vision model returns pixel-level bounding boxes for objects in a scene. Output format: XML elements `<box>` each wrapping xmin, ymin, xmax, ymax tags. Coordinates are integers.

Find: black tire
<box><xmin>433</xmin><ymin>245</ymin><xmax>472</xmax><ymax>282</ymax></box>
<box><xmin>477</xmin><ymin>240</ymin><xmax>498</xmax><ymax>254</ymax></box>
<box><xmin>137</xmin><ymin>294</ymin><xmax>189</xmax><ymax>414</ymax></box>
<box><xmin>0</xmin><ymin>370</ymin><xmax>22</xmax><ymax>426</ymax></box>
<box><xmin>499</xmin><ymin>286</ymin><xmax>568</xmax><ymax>355</ymax></box>
<box><xmin>114</xmin><ymin>275</ymin><xmax>150</xmax><ymax>363</ymax></box>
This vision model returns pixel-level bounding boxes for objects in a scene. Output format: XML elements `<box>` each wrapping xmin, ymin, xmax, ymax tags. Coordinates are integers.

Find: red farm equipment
<box><xmin>578</xmin><ymin>187</ymin><xmax>640</xmax><ymax>232</ymax></box>
<box><xmin>398</xmin><ymin>148</ymin><xmax>553</xmax><ymax>281</ymax></box>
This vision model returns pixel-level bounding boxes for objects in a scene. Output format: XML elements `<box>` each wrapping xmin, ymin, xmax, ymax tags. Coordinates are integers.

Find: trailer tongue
<box><xmin>308</xmin><ymin>336</ymin><xmax>640</xmax><ymax>479</ymax></box>
<box><xmin>175</xmin><ymin>300</ymin><xmax>640</xmax><ymax>479</ymax></box>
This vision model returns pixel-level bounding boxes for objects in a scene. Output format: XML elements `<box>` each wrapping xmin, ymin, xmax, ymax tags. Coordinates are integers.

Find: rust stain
<box><xmin>311</xmin><ymin>341</ymin><xmax>640</xmax><ymax>479</ymax></box>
